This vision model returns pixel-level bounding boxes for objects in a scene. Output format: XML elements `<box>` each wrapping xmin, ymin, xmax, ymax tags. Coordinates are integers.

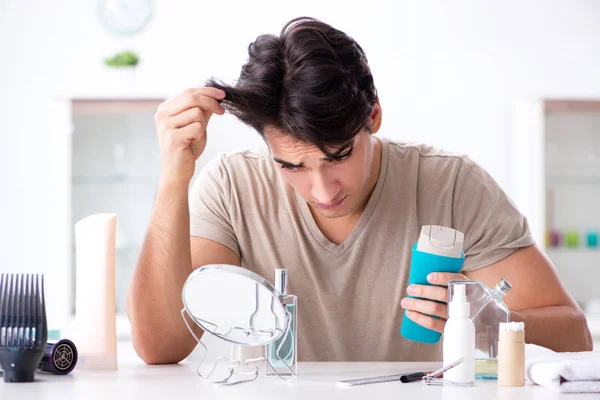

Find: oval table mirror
<box><xmin>181</xmin><ymin>264</ymin><xmax>294</xmax><ymax>384</ymax></box>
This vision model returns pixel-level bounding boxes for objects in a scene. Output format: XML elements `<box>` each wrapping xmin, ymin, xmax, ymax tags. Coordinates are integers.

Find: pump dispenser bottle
<box><xmin>443</xmin><ymin>283</ymin><xmax>475</xmax><ymax>384</ymax></box>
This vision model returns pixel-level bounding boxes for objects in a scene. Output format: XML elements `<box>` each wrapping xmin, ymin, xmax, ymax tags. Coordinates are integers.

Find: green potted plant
<box><xmin>103</xmin><ymin>50</ymin><xmax>140</xmax><ymax>92</ymax></box>
<box><xmin>104</xmin><ymin>51</ymin><xmax>139</xmax><ymax>68</ymax></box>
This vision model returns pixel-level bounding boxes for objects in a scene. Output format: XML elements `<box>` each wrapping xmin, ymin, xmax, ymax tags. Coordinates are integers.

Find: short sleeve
<box><xmin>452</xmin><ymin>157</ymin><xmax>535</xmax><ymax>272</ymax></box>
<box><xmin>189</xmin><ymin>156</ymin><xmax>241</xmax><ymax>259</ymax></box>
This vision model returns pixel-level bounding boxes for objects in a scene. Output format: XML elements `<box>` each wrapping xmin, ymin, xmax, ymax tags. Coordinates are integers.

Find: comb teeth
<box><xmin>0</xmin><ymin>273</ymin><xmax>47</xmax><ymax>349</ymax></box>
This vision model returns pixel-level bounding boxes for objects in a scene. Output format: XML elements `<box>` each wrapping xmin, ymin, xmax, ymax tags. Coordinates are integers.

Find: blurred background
<box><xmin>1</xmin><ymin>0</ymin><xmax>599</xmax><ymax>354</ymax></box>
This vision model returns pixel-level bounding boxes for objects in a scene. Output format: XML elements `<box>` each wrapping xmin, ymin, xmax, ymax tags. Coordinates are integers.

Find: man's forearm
<box><xmin>511</xmin><ymin>305</ymin><xmax>593</xmax><ymax>352</ymax></box>
<box><xmin>127</xmin><ymin>179</ymin><xmax>197</xmax><ymax>364</ymax></box>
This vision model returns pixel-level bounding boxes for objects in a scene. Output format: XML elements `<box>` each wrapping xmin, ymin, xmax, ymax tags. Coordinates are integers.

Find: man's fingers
<box><xmin>158</xmin><ymin>87</ymin><xmax>226</xmax><ymax>113</ymax></box>
<box><xmin>405</xmin><ymin>311</ymin><xmax>445</xmax><ymax>333</ymax></box>
<box><xmin>401</xmin><ymin>297</ymin><xmax>448</xmax><ymax>319</ymax></box>
<box><xmin>159</xmin><ymin>87</ymin><xmax>226</xmax><ymax>109</ymax></box>
<box><xmin>407</xmin><ymin>284</ymin><xmax>448</xmax><ymax>302</ymax></box>
<box><xmin>167</xmin><ymin>122</ymin><xmax>205</xmax><ymax>149</ymax></box>
<box><xmin>427</xmin><ymin>272</ymin><xmax>468</xmax><ymax>286</ymax></box>
<box><xmin>163</xmin><ymin>92</ymin><xmax>225</xmax><ymax>118</ymax></box>
<box><xmin>168</xmin><ymin>107</ymin><xmax>206</xmax><ymax>129</ymax></box>
<box><xmin>182</xmin><ymin>86</ymin><xmax>227</xmax><ymax>101</ymax></box>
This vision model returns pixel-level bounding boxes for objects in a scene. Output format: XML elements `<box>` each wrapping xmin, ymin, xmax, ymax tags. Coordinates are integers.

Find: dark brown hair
<box><xmin>206</xmin><ymin>17</ymin><xmax>377</xmax><ymax>159</ymax></box>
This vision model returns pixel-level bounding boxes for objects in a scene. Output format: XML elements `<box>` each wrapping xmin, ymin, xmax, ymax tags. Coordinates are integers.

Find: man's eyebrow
<box><xmin>273</xmin><ymin>158</ymin><xmax>304</xmax><ymax>168</ymax></box>
<box><xmin>323</xmin><ymin>144</ymin><xmax>354</xmax><ymax>160</ymax></box>
<box><xmin>272</xmin><ymin>143</ymin><xmax>354</xmax><ymax>166</ymax></box>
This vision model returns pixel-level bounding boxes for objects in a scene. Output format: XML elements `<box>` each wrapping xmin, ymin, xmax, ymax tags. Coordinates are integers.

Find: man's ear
<box><xmin>368</xmin><ymin>98</ymin><xmax>382</xmax><ymax>134</ymax></box>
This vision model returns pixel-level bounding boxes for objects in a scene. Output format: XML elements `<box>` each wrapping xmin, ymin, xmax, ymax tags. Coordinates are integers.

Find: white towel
<box><xmin>525</xmin><ymin>343</ymin><xmax>600</xmax><ymax>393</ymax></box>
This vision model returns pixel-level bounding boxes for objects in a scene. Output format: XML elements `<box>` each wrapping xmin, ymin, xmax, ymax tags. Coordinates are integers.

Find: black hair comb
<box><xmin>0</xmin><ymin>273</ymin><xmax>47</xmax><ymax>383</ymax></box>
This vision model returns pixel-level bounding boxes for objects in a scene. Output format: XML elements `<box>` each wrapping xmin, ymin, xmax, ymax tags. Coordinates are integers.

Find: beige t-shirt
<box><xmin>189</xmin><ymin>136</ymin><xmax>534</xmax><ymax>362</ymax></box>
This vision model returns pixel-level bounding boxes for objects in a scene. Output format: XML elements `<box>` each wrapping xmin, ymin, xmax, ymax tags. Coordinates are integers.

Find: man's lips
<box><xmin>315</xmin><ymin>195</ymin><xmax>347</xmax><ymax>209</ymax></box>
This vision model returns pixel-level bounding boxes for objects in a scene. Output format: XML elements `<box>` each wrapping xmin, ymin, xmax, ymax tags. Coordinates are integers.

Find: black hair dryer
<box><xmin>39</xmin><ymin>339</ymin><xmax>78</xmax><ymax>375</ymax></box>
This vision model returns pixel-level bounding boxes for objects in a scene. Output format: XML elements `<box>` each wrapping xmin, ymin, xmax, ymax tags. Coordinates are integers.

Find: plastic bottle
<box><xmin>401</xmin><ymin>225</ymin><xmax>465</xmax><ymax>344</ymax></box>
<box><xmin>443</xmin><ymin>283</ymin><xmax>475</xmax><ymax>384</ymax></box>
<box><xmin>497</xmin><ymin>322</ymin><xmax>525</xmax><ymax>386</ymax></box>
<box><xmin>74</xmin><ymin>213</ymin><xmax>118</xmax><ymax>370</ymax></box>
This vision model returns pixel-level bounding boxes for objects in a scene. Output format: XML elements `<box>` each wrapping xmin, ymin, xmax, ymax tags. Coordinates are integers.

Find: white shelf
<box><xmin>547</xmin><ymin>175</ymin><xmax>600</xmax><ymax>185</ymax></box>
<box><xmin>545</xmin><ymin>248</ymin><xmax>600</xmax><ymax>253</ymax></box>
<box><xmin>57</xmin><ymin>91</ymin><xmax>169</xmax><ymax>101</ymax></box>
<box><xmin>72</xmin><ymin>175</ymin><xmax>159</xmax><ymax>185</ymax></box>
<box><xmin>71</xmin><ymin>98</ymin><xmax>164</xmax><ymax>114</ymax></box>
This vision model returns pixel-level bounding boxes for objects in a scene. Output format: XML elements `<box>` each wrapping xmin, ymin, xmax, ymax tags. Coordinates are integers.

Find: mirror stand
<box><xmin>181</xmin><ymin>304</ymin><xmax>297</xmax><ymax>385</ymax></box>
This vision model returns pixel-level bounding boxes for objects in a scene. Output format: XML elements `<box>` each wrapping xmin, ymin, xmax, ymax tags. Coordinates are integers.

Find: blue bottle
<box><xmin>587</xmin><ymin>231</ymin><xmax>598</xmax><ymax>248</ymax></box>
<box><xmin>400</xmin><ymin>225</ymin><xmax>465</xmax><ymax>344</ymax></box>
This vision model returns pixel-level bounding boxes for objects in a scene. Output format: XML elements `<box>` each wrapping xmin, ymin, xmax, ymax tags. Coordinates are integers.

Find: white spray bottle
<box><xmin>443</xmin><ymin>283</ymin><xmax>475</xmax><ymax>384</ymax></box>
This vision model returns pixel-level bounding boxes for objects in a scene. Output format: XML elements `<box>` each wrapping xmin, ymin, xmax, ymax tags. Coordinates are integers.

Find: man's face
<box><xmin>265</xmin><ymin>128</ymin><xmax>376</xmax><ymax>219</ymax></box>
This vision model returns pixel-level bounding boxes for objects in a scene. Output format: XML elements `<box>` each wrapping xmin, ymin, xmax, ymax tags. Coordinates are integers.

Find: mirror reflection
<box><xmin>182</xmin><ymin>265</ymin><xmax>287</xmax><ymax>346</ymax></box>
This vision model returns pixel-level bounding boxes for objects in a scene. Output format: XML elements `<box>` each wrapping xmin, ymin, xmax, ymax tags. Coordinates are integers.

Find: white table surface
<box><xmin>0</xmin><ymin>341</ymin><xmax>597</xmax><ymax>400</ymax></box>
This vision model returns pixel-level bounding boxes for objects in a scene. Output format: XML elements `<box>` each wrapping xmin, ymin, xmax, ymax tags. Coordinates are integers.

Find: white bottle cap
<box><xmin>416</xmin><ymin>225</ymin><xmax>464</xmax><ymax>258</ymax></box>
<box><xmin>449</xmin><ymin>283</ymin><xmax>470</xmax><ymax>318</ymax></box>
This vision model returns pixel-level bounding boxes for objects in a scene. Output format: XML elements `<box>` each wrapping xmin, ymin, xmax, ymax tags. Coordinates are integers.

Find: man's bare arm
<box><xmin>127</xmin><ymin>87</ymin><xmax>242</xmax><ymax>364</ymax></box>
<box><xmin>466</xmin><ymin>245</ymin><xmax>592</xmax><ymax>352</ymax></box>
<box><xmin>127</xmin><ymin>180</ymin><xmax>240</xmax><ymax>364</ymax></box>
<box><xmin>127</xmin><ymin>180</ymin><xmax>195</xmax><ymax>364</ymax></box>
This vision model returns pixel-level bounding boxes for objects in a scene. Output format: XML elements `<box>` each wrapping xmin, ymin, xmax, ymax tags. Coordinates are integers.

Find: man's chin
<box><xmin>305</xmin><ymin>194</ymin><xmax>358</xmax><ymax>218</ymax></box>
<box><xmin>313</xmin><ymin>202</ymin><xmax>355</xmax><ymax>219</ymax></box>
<box><xmin>317</xmin><ymin>208</ymin><xmax>354</xmax><ymax>218</ymax></box>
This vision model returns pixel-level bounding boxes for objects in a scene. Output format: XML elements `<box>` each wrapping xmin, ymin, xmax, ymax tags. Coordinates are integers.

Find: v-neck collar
<box><xmin>294</xmin><ymin>136</ymin><xmax>390</xmax><ymax>257</ymax></box>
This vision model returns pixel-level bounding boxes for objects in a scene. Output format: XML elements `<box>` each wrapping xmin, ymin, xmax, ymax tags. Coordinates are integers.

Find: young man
<box><xmin>127</xmin><ymin>17</ymin><xmax>592</xmax><ymax>364</ymax></box>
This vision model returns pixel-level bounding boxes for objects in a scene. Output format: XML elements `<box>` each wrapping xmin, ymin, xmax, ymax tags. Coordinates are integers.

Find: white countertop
<box><xmin>0</xmin><ymin>342</ymin><xmax>597</xmax><ymax>399</ymax></box>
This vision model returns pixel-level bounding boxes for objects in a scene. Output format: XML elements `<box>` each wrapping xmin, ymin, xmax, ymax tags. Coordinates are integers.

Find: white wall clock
<box><xmin>96</xmin><ymin>0</ymin><xmax>152</xmax><ymax>36</ymax></box>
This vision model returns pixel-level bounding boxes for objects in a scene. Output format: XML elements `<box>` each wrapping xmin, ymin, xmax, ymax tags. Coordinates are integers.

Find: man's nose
<box><xmin>311</xmin><ymin>172</ymin><xmax>340</xmax><ymax>204</ymax></box>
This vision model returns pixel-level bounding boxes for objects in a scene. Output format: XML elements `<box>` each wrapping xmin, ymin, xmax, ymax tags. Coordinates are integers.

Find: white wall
<box><xmin>2</xmin><ymin>1</ymin><xmax>600</xmax><ymax>312</ymax></box>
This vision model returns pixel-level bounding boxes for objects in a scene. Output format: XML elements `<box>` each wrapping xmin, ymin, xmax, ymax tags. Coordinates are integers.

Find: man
<box><xmin>127</xmin><ymin>17</ymin><xmax>592</xmax><ymax>364</ymax></box>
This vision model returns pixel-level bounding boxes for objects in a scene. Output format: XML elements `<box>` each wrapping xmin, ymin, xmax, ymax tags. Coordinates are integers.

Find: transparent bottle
<box><xmin>266</xmin><ymin>269</ymin><xmax>297</xmax><ymax>376</ymax></box>
<box><xmin>448</xmin><ymin>278</ymin><xmax>512</xmax><ymax>380</ymax></box>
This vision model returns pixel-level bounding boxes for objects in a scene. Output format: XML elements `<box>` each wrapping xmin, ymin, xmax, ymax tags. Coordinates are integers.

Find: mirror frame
<box><xmin>182</xmin><ymin>264</ymin><xmax>287</xmax><ymax>346</ymax></box>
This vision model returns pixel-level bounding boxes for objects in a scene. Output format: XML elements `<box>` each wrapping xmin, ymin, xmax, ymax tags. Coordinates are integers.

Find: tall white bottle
<box><xmin>443</xmin><ymin>283</ymin><xmax>475</xmax><ymax>383</ymax></box>
<box><xmin>74</xmin><ymin>213</ymin><xmax>118</xmax><ymax>370</ymax></box>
